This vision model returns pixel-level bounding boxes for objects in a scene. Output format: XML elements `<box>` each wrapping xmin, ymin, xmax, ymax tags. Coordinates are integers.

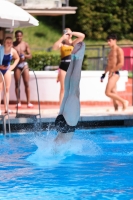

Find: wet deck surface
<box><xmin>1</xmin><ymin>103</ymin><xmax>133</xmax><ymax>123</ymax></box>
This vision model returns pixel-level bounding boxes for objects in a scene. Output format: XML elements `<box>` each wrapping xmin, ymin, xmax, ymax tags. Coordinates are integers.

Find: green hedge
<box><xmin>27</xmin><ymin>51</ymin><xmax>89</xmax><ymax>71</ymax></box>
<box><xmin>27</xmin><ymin>51</ymin><xmax>60</xmax><ymax>71</ymax></box>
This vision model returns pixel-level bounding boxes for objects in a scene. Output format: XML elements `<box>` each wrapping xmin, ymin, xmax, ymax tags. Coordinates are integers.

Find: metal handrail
<box><xmin>86</xmin><ymin>44</ymin><xmax>133</xmax><ymax>47</ymax></box>
<box><xmin>0</xmin><ymin>71</ymin><xmax>11</xmax><ymax>134</ymax></box>
<box><xmin>16</xmin><ymin>67</ymin><xmax>41</xmax><ymax>119</ymax></box>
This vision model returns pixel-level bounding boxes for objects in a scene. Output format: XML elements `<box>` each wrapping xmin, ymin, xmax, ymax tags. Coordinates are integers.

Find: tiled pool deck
<box><xmin>0</xmin><ymin>103</ymin><xmax>133</xmax><ymax>129</ymax></box>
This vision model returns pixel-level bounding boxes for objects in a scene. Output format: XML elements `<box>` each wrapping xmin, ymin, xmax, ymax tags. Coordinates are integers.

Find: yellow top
<box><xmin>60</xmin><ymin>45</ymin><xmax>74</xmax><ymax>59</ymax></box>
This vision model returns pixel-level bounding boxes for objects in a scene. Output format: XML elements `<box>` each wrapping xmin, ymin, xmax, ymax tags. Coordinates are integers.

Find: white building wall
<box><xmin>5</xmin><ymin>70</ymin><xmax>128</xmax><ymax>103</ymax></box>
<box><xmin>7</xmin><ymin>0</ymin><xmax>62</xmax><ymax>7</ymax></box>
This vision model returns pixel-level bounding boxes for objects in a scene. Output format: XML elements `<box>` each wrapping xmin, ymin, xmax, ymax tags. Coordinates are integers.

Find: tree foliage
<box><xmin>67</xmin><ymin>0</ymin><xmax>133</xmax><ymax>40</ymax></box>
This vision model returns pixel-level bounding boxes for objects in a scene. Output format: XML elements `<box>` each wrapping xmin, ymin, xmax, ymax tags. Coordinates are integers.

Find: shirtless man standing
<box><xmin>13</xmin><ymin>30</ymin><xmax>33</xmax><ymax>108</ymax></box>
<box><xmin>101</xmin><ymin>34</ymin><xmax>128</xmax><ymax>111</ymax></box>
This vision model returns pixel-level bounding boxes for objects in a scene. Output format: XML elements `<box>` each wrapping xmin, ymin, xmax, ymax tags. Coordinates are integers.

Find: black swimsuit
<box><xmin>114</xmin><ymin>71</ymin><xmax>120</xmax><ymax>75</ymax></box>
<box><xmin>59</xmin><ymin>55</ymin><xmax>71</xmax><ymax>72</ymax></box>
<box><xmin>55</xmin><ymin>114</ymin><xmax>76</xmax><ymax>133</ymax></box>
<box><xmin>115</xmin><ymin>71</ymin><xmax>120</xmax><ymax>75</ymax></box>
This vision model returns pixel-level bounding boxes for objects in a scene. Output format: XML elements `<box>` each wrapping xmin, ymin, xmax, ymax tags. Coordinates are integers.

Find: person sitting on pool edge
<box><xmin>54</xmin><ymin>41</ymin><xmax>85</xmax><ymax>144</ymax></box>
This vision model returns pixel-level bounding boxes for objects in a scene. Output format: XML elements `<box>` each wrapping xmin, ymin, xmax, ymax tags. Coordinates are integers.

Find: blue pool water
<box><xmin>0</xmin><ymin>127</ymin><xmax>133</xmax><ymax>200</ymax></box>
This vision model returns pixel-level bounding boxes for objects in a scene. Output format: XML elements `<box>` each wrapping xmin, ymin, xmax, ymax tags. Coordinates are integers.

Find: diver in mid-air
<box><xmin>54</xmin><ymin>41</ymin><xmax>85</xmax><ymax>144</ymax></box>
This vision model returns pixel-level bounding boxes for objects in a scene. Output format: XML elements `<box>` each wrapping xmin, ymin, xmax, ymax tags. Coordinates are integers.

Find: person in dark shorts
<box><xmin>54</xmin><ymin>42</ymin><xmax>85</xmax><ymax>144</ymax></box>
<box><xmin>53</xmin><ymin>28</ymin><xmax>85</xmax><ymax>105</ymax></box>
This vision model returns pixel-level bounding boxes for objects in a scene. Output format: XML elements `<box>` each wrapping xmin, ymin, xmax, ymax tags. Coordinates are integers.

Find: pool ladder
<box><xmin>0</xmin><ymin>72</ymin><xmax>11</xmax><ymax>134</ymax></box>
<box><xmin>15</xmin><ymin>67</ymin><xmax>41</xmax><ymax>124</ymax></box>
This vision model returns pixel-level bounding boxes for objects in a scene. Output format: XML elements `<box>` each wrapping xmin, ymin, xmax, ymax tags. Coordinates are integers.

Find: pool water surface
<box><xmin>0</xmin><ymin>127</ymin><xmax>133</xmax><ymax>200</ymax></box>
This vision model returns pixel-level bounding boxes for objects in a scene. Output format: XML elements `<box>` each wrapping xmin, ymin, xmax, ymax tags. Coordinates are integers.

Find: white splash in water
<box><xmin>27</xmin><ymin>132</ymin><xmax>102</xmax><ymax>167</ymax></box>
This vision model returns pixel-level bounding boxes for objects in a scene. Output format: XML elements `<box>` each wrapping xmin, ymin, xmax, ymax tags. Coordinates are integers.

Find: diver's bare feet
<box><xmin>123</xmin><ymin>100</ymin><xmax>129</xmax><ymax>111</ymax></box>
